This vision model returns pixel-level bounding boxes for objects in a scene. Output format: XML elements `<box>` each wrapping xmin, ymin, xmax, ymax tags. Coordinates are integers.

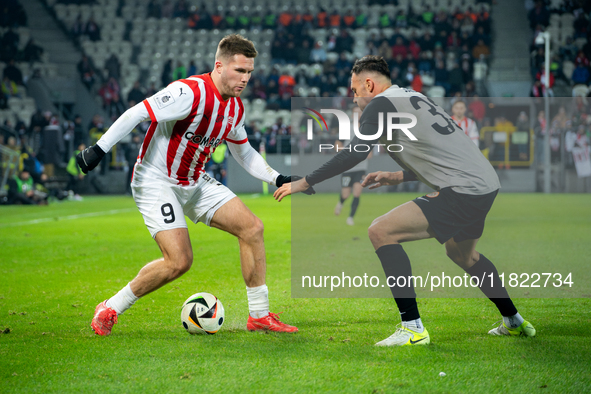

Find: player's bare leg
<box><xmin>368</xmin><ymin>201</ymin><xmax>434</xmax><ymax>249</ymax></box>
<box><xmin>91</xmin><ymin>228</ymin><xmax>193</xmax><ymax>336</ymax></box>
<box><xmin>445</xmin><ymin>238</ymin><xmax>535</xmax><ymax>337</ymax></box>
<box><xmin>368</xmin><ymin>201</ymin><xmax>434</xmax><ymax>346</ymax></box>
<box><xmin>210</xmin><ymin>197</ymin><xmax>266</xmax><ymax>287</ymax></box>
<box><xmin>210</xmin><ymin>197</ymin><xmax>297</xmax><ymax>333</ymax></box>
<box><xmin>130</xmin><ymin>228</ymin><xmax>193</xmax><ymax>297</ymax></box>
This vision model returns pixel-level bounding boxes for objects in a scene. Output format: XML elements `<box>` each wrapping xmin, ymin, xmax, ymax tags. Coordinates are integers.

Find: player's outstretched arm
<box><xmin>227</xmin><ymin>139</ymin><xmax>286</xmax><ymax>185</ymax></box>
<box><xmin>76</xmin><ymin>102</ymin><xmax>150</xmax><ymax>173</ymax></box>
<box><xmin>362</xmin><ymin>171</ymin><xmax>402</xmax><ymax>189</ymax></box>
<box><xmin>361</xmin><ymin>170</ymin><xmax>418</xmax><ymax>189</ymax></box>
<box><xmin>273</xmin><ymin>175</ymin><xmax>315</xmax><ymax>202</ymax></box>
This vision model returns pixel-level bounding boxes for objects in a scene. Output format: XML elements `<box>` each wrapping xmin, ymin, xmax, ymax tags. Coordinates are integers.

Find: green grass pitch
<box><xmin>0</xmin><ymin>193</ymin><xmax>590</xmax><ymax>393</ymax></box>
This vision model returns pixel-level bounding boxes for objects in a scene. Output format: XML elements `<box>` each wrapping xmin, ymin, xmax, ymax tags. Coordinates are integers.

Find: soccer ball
<box><xmin>181</xmin><ymin>292</ymin><xmax>225</xmax><ymax>335</ymax></box>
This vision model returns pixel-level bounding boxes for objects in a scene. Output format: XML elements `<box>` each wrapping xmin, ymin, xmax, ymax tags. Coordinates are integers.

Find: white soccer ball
<box><xmin>181</xmin><ymin>292</ymin><xmax>225</xmax><ymax>335</ymax></box>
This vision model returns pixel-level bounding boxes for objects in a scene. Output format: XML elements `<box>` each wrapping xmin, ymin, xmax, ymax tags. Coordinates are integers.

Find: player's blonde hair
<box><xmin>216</xmin><ymin>34</ymin><xmax>258</xmax><ymax>61</ymax></box>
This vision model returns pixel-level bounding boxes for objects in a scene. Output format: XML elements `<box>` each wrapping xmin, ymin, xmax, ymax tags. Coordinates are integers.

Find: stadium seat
<box><xmin>562</xmin><ymin>60</ymin><xmax>575</xmax><ymax>80</ymax></box>
<box><xmin>427</xmin><ymin>86</ymin><xmax>445</xmax><ymax>98</ymax></box>
<box><xmin>572</xmin><ymin>84</ymin><xmax>589</xmax><ymax>97</ymax></box>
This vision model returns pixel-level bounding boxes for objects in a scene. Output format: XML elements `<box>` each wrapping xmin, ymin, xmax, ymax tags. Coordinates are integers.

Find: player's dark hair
<box><xmin>452</xmin><ymin>100</ymin><xmax>466</xmax><ymax>107</ymax></box>
<box><xmin>351</xmin><ymin>56</ymin><xmax>390</xmax><ymax>79</ymax></box>
<box><xmin>217</xmin><ymin>34</ymin><xmax>258</xmax><ymax>60</ymax></box>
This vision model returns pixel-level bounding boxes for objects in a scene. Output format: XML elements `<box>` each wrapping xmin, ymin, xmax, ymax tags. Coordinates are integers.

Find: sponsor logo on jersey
<box><xmin>216</xmin><ymin>114</ymin><xmax>225</xmax><ymax>123</ymax></box>
<box><xmin>183</xmin><ymin>131</ymin><xmax>222</xmax><ymax>148</ymax></box>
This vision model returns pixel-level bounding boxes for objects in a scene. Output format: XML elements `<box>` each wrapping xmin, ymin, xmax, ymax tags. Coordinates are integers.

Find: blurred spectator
<box><xmin>73</xmin><ymin>114</ymin><xmax>86</xmax><ymax>146</ymax></box>
<box><xmin>105</xmin><ymin>54</ymin><xmax>121</xmax><ymax>81</ymax></box>
<box><xmin>208</xmin><ymin>141</ymin><xmax>228</xmax><ymax>185</ymax></box>
<box><xmin>7</xmin><ymin>170</ymin><xmax>47</xmax><ymax>205</ymax></box>
<box><xmin>452</xmin><ymin>100</ymin><xmax>480</xmax><ymax>147</ymax></box>
<box><xmin>472</xmin><ymin>39</ymin><xmax>490</xmax><ymax>60</ymax></box>
<box><xmin>295</xmin><ymin>40</ymin><xmax>311</xmax><ymax>64</ymax></box>
<box><xmin>147</xmin><ymin>0</ymin><xmax>161</xmax><ymax>18</ymax></box>
<box><xmin>1</xmin><ymin>76</ymin><xmax>19</xmax><ymax>98</ymax></box>
<box><xmin>40</xmin><ymin>116</ymin><xmax>64</xmax><ymax>177</ymax></box>
<box><xmin>66</xmin><ymin>143</ymin><xmax>86</xmax><ymax>199</ymax></box>
<box><xmin>434</xmin><ymin>60</ymin><xmax>449</xmax><ymax>92</ymax></box>
<box><xmin>392</xmin><ymin>37</ymin><xmax>408</xmax><ymax>58</ymax></box>
<box><xmin>0</xmin><ymin>88</ymin><xmax>7</xmax><ymax>109</ymax></box>
<box><xmin>515</xmin><ymin>111</ymin><xmax>530</xmax><ymax>160</ymax></box>
<box><xmin>86</xmin><ymin>16</ymin><xmax>101</xmax><ymax>41</ymax></box>
<box><xmin>187</xmin><ymin>60</ymin><xmax>197</xmax><ymax>76</ymax></box>
<box><xmin>0</xmin><ymin>1</ymin><xmax>27</xmax><ymax>28</ymax></box>
<box><xmin>575</xmin><ymin>50</ymin><xmax>589</xmax><ymax>68</ymax></box>
<box><xmin>448</xmin><ymin>63</ymin><xmax>464</xmax><ymax>94</ymax></box>
<box><xmin>71</xmin><ymin>15</ymin><xmax>85</xmax><ymax>39</ymax></box>
<box><xmin>146</xmin><ymin>82</ymin><xmax>157</xmax><ymax>97</ymax></box>
<box><xmin>23</xmin><ymin>39</ymin><xmax>43</xmax><ymax>63</ymax></box>
<box><xmin>77</xmin><ymin>55</ymin><xmax>97</xmax><ymax>90</ymax></box>
<box><xmin>528</xmin><ymin>0</ymin><xmax>550</xmax><ymax>30</ymax></box>
<box><xmin>468</xmin><ymin>95</ymin><xmax>486</xmax><ymax>124</ymax></box>
<box><xmin>108</xmin><ymin>94</ymin><xmax>126</xmax><ymax>120</ymax></box>
<box><xmin>335</xmin><ymin>52</ymin><xmax>352</xmax><ymax>72</ymax></box>
<box><xmin>127</xmin><ymin>81</ymin><xmax>146</xmax><ymax>106</ymax></box>
<box><xmin>572</xmin><ymin>63</ymin><xmax>590</xmax><ymax>85</ymax></box>
<box><xmin>172</xmin><ymin>61</ymin><xmax>187</xmax><ymax>80</ymax></box>
<box><xmin>335</xmin><ymin>30</ymin><xmax>354</xmax><ymax>54</ymax></box>
<box><xmin>3</xmin><ymin>59</ymin><xmax>23</xmax><ymax>86</ymax></box>
<box><xmin>535</xmin><ymin>66</ymin><xmax>554</xmax><ymax>96</ymax></box>
<box><xmin>161</xmin><ymin>59</ymin><xmax>173</xmax><ymax>87</ymax></box>
<box><xmin>310</xmin><ymin>41</ymin><xmax>327</xmax><ymax>63</ymax></box>
<box><xmin>161</xmin><ymin>0</ymin><xmax>174</xmax><ymax>19</ymax></box>
<box><xmin>573</xmin><ymin>12</ymin><xmax>589</xmax><ymax>39</ymax></box>
<box><xmin>1</xmin><ymin>28</ymin><xmax>19</xmax><ymax>60</ymax></box>
<box><xmin>329</xmin><ymin>9</ymin><xmax>341</xmax><ymax>28</ymax></box>
<box><xmin>99</xmin><ymin>77</ymin><xmax>120</xmax><ymax>111</ymax></box>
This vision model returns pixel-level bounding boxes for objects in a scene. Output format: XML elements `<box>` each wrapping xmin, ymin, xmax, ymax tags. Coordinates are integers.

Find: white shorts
<box><xmin>131</xmin><ymin>171</ymin><xmax>236</xmax><ymax>238</ymax></box>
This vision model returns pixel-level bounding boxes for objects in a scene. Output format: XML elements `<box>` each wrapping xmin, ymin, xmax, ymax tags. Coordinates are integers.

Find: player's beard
<box><xmin>220</xmin><ymin>73</ymin><xmax>241</xmax><ymax>98</ymax></box>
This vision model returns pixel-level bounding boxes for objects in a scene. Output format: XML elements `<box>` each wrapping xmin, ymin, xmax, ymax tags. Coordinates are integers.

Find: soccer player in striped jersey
<box><xmin>451</xmin><ymin>100</ymin><xmax>480</xmax><ymax>147</ymax></box>
<box><xmin>79</xmin><ymin>35</ymin><xmax>298</xmax><ymax>335</ymax></box>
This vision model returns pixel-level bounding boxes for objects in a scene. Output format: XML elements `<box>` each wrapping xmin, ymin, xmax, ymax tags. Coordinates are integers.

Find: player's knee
<box><xmin>368</xmin><ymin>221</ymin><xmax>387</xmax><ymax>245</ymax></box>
<box><xmin>170</xmin><ymin>251</ymin><xmax>193</xmax><ymax>278</ymax></box>
<box><xmin>242</xmin><ymin>216</ymin><xmax>264</xmax><ymax>243</ymax></box>
<box><xmin>445</xmin><ymin>246</ymin><xmax>470</xmax><ymax>268</ymax></box>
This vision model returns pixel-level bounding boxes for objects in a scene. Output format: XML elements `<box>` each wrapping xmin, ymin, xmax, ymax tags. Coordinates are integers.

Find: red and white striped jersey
<box><xmin>139</xmin><ymin>73</ymin><xmax>247</xmax><ymax>186</ymax></box>
<box><xmin>452</xmin><ymin>115</ymin><xmax>479</xmax><ymax>147</ymax></box>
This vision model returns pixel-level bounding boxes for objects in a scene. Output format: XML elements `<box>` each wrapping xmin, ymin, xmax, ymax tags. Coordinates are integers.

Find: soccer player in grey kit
<box><xmin>275</xmin><ymin>56</ymin><xmax>536</xmax><ymax>346</ymax></box>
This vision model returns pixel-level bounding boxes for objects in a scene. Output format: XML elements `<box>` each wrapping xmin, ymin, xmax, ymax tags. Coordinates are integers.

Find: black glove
<box><xmin>275</xmin><ymin>174</ymin><xmax>291</xmax><ymax>187</ymax></box>
<box><xmin>291</xmin><ymin>175</ymin><xmax>316</xmax><ymax>195</ymax></box>
<box><xmin>76</xmin><ymin>145</ymin><xmax>106</xmax><ymax>174</ymax></box>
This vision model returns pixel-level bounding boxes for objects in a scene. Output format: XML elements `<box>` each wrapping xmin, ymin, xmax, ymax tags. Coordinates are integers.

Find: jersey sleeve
<box><xmin>143</xmin><ymin>81</ymin><xmax>195</xmax><ymax>123</ymax></box>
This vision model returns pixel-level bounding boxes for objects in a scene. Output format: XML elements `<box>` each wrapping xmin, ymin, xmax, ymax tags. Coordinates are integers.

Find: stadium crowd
<box><xmin>528</xmin><ymin>0</ymin><xmax>591</xmax><ymax>97</ymax></box>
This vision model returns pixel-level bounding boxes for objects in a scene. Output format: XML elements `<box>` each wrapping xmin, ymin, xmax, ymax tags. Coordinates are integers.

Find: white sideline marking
<box><xmin>0</xmin><ymin>208</ymin><xmax>136</xmax><ymax>228</ymax></box>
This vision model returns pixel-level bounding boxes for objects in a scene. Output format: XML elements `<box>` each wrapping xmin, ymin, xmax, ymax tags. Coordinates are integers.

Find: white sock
<box><xmin>106</xmin><ymin>283</ymin><xmax>139</xmax><ymax>315</ymax></box>
<box><xmin>503</xmin><ymin>312</ymin><xmax>524</xmax><ymax>328</ymax></box>
<box><xmin>402</xmin><ymin>318</ymin><xmax>424</xmax><ymax>333</ymax></box>
<box><xmin>247</xmin><ymin>284</ymin><xmax>269</xmax><ymax>319</ymax></box>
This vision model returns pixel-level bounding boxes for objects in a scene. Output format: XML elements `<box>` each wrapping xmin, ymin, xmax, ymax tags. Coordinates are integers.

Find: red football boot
<box><xmin>91</xmin><ymin>301</ymin><xmax>118</xmax><ymax>336</ymax></box>
<box><xmin>247</xmin><ymin>312</ymin><xmax>298</xmax><ymax>333</ymax></box>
